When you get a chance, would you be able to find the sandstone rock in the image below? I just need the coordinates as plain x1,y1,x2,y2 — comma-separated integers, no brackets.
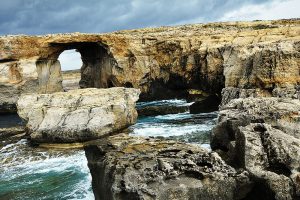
0,19,299,112
17,88,140,143
211,97,300,199
84,134,252,200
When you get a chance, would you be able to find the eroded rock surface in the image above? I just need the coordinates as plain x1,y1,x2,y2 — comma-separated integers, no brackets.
0,19,299,112
17,88,140,143
211,97,300,199
85,134,252,200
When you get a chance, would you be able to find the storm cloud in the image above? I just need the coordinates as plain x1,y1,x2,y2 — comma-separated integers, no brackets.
1,0,299,35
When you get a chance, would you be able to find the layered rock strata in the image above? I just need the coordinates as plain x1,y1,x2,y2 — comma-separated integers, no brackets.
211,97,300,199
17,87,140,143
85,134,252,200
0,19,299,112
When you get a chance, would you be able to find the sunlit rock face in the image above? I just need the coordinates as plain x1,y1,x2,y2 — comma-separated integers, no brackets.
17,88,140,143
0,19,299,112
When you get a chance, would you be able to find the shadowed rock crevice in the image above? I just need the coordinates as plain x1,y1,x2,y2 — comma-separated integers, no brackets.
241,177,276,200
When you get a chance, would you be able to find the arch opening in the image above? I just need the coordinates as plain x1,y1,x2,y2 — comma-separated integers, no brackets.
36,42,120,94
58,49,82,91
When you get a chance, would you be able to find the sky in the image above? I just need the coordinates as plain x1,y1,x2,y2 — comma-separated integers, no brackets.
1,0,299,70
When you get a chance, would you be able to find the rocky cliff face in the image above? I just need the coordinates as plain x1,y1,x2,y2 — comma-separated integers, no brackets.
211,97,300,199
85,134,252,200
1,19,300,199
17,88,140,143
0,19,299,112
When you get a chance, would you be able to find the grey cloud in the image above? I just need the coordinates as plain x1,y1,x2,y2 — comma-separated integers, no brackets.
0,0,280,35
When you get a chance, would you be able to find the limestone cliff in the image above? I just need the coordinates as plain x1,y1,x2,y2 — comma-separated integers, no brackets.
211,97,300,199
0,19,299,112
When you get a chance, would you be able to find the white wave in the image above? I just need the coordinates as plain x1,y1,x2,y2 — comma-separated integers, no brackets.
137,99,192,108
154,112,191,120
0,140,94,200
130,123,213,137
154,111,218,120
200,143,211,150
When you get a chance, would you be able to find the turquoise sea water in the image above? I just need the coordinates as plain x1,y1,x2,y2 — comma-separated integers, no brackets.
0,140,94,200
0,99,217,199
131,99,218,149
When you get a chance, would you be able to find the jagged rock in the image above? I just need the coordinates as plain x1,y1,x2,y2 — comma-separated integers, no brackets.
221,87,300,106
237,123,300,200
0,19,299,112
17,88,140,143
84,134,252,200
211,97,300,199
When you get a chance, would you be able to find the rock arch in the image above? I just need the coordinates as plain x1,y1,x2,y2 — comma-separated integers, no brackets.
35,42,120,93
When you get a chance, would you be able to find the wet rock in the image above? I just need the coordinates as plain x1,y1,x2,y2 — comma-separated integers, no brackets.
84,134,252,200
189,95,221,114
211,97,300,199
0,126,25,140
17,88,140,143
137,105,188,116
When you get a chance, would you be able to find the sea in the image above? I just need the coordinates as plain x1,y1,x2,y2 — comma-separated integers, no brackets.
0,99,218,199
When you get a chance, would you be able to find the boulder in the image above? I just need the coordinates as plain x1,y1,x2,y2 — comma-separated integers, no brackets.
17,88,140,143
211,97,300,199
84,134,252,200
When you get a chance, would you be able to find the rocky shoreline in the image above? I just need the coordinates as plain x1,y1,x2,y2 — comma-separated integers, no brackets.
0,19,299,199
83,97,300,200
85,134,252,200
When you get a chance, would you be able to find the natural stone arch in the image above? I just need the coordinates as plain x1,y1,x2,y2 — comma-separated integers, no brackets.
35,42,120,93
